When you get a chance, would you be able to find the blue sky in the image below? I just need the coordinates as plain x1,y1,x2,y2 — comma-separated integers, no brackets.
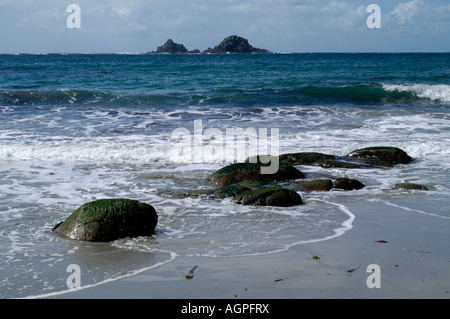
0,0,449,53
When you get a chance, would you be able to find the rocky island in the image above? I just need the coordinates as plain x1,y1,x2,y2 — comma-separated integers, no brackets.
149,39,200,54
148,35,271,54
203,35,271,54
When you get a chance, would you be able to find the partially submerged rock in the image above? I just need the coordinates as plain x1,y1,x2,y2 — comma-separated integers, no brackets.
280,152,340,166
53,199,158,242
333,178,365,191
296,179,333,192
346,147,413,167
279,147,414,169
280,152,363,168
233,187,302,207
181,184,251,199
394,183,428,190
207,162,305,187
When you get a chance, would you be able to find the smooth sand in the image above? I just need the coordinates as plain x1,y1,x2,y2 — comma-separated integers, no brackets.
49,198,450,299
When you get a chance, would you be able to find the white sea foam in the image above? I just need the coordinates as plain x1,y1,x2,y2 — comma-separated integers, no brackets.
0,139,171,163
383,83,450,102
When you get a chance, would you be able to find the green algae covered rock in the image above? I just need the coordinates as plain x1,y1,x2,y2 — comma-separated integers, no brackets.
333,178,365,190
53,198,158,242
279,152,362,168
280,152,339,165
180,184,251,199
296,179,334,192
208,162,305,187
233,187,303,207
394,183,428,190
346,146,413,167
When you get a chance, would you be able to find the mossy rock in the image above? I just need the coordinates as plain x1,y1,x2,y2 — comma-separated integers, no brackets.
53,198,158,242
315,160,361,169
233,187,303,207
208,162,305,187
333,178,365,191
394,183,428,190
279,152,362,168
181,184,251,199
279,152,338,165
297,179,333,192
212,184,252,198
346,147,413,167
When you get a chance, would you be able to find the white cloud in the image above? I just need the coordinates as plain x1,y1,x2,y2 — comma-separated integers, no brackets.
16,6,66,34
389,0,422,25
385,0,450,35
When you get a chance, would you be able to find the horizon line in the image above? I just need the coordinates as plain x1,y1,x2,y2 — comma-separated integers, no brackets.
1,51,449,55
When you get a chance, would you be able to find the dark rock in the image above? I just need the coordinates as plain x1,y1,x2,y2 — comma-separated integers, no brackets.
212,184,252,198
233,187,302,207
233,179,272,189
177,189,215,199
53,199,158,242
316,160,362,169
280,152,338,165
333,178,365,190
280,147,413,169
207,162,305,187
297,179,333,192
279,152,362,168
203,35,271,54
346,147,413,167
394,183,428,190
154,39,189,54
181,184,251,199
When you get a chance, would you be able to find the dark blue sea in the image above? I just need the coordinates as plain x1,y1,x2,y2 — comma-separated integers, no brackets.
0,53,449,298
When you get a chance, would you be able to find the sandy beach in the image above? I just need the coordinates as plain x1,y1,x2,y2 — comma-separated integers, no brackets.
48,197,450,300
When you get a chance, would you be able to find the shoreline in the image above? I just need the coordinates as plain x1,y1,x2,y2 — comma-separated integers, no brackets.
47,197,450,299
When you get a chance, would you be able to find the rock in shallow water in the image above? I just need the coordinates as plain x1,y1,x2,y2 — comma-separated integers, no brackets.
394,183,428,190
333,178,365,190
53,198,158,242
207,162,305,187
346,146,413,167
279,152,361,168
233,187,303,207
296,179,334,192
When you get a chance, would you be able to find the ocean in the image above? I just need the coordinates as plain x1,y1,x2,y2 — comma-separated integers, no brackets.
0,53,449,298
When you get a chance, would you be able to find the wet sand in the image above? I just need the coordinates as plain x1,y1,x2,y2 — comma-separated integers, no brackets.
48,198,450,299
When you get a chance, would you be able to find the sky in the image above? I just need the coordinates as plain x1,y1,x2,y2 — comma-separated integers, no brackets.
0,0,449,53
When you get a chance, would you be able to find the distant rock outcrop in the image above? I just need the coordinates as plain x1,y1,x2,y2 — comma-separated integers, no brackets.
155,39,187,53
148,36,270,54
151,39,199,54
203,35,271,54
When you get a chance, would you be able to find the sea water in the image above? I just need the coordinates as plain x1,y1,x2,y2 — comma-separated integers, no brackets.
0,53,449,298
